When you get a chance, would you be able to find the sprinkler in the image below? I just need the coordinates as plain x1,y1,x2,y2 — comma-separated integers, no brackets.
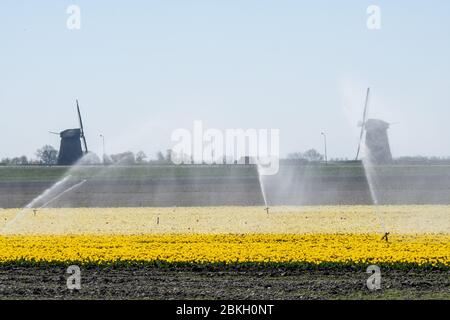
381,232,390,242
265,207,270,214
157,217,160,225
33,209,37,216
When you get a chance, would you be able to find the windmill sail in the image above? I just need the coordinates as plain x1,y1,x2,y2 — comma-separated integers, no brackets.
355,88,370,161
76,100,88,153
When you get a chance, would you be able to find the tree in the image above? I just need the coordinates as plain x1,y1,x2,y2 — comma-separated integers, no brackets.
0,158,11,165
10,156,28,165
20,155,28,165
36,145,58,165
287,149,323,162
110,152,135,165
302,149,323,162
135,151,147,164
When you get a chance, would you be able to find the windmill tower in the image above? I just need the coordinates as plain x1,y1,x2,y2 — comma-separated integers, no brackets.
355,88,392,165
56,100,88,165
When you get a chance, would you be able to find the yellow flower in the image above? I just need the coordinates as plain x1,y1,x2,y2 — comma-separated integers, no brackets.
0,233,448,266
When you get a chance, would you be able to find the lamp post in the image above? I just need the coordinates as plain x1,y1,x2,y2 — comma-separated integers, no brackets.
211,136,215,164
99,134,105,164
321,132,328,165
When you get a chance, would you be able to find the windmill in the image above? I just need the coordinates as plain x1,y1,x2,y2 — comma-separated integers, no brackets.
355,88,392,165
54,100,89,165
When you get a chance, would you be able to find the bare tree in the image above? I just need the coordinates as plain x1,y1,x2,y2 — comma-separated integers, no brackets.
302,149,324,162
36,145,58,165
287,149,323,162
136,151,147,164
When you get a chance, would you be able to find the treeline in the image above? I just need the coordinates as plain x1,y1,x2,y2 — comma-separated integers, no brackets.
2,145,450,166
0,155,33,166
105,150,173,165
0,146,174,166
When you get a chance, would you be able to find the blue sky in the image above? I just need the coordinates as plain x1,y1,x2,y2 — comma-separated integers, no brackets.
1,1,449,159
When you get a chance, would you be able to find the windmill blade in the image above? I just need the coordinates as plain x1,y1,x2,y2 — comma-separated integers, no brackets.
76,100,88,153
355,87,370,161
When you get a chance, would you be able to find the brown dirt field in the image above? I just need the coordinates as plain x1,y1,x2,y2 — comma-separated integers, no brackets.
0,266,448,300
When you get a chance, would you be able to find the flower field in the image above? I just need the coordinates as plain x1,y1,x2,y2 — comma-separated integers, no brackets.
0,234,449,267
1,205,449,235
0,206,449,267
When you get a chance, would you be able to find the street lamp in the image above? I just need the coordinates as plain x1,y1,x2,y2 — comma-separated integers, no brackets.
99,134,105,164
321,132,328,165
210,136,215,164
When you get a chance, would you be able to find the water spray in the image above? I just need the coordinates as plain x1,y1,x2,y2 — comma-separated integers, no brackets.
1,179,87,234
256,164,269,212
37,179,87,208
354,88,391,243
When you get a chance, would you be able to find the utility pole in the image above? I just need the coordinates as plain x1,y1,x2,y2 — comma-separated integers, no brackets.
100,134,105,164
321,132,328,165
211,136,215,164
